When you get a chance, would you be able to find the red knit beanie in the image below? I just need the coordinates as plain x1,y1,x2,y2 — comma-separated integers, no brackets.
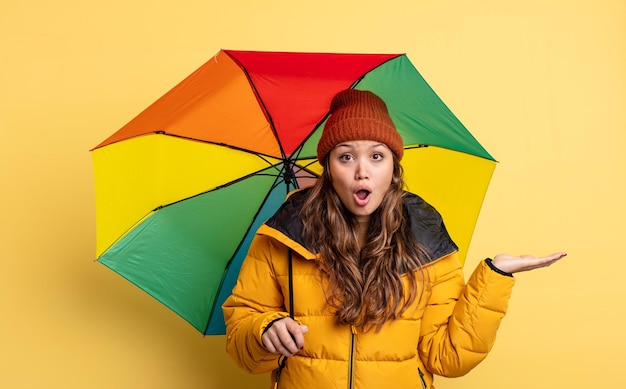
316,89,404,164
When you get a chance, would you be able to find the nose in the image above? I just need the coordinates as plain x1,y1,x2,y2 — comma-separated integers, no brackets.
355,160,369,180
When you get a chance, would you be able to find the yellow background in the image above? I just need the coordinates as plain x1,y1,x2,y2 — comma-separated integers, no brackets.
2,1,624,388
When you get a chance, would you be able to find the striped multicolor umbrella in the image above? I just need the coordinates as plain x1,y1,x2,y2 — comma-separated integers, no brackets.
91,50,496,335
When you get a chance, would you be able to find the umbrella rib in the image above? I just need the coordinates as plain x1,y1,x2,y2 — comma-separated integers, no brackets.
404,144,429,150
223,52,288,161
97,163,286,273
154,131,284,161
95,165,283,257
297,159,321,171
274,153,320,192
97,211,156,259
284,54,405,159
348,54,402,90
203,171,284,334
152,166,281,212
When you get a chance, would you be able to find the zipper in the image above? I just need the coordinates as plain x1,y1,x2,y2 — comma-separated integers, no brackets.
348,325,357,389
418,367,427,389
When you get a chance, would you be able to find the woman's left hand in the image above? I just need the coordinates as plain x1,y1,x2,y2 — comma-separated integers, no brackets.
491,252,567,274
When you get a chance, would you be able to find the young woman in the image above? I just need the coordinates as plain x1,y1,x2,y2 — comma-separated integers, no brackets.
222,89,565,389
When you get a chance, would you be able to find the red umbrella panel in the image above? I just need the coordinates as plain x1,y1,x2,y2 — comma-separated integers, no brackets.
92,50,496,334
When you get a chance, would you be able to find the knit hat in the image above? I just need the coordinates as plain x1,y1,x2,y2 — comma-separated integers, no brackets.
316,89,404,164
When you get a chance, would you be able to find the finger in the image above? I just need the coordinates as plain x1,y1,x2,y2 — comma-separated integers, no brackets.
290,326,308,350
535,252,567,266
536,252,566,260
262,325,297,357
262,333,278,354
263,329,287,354
525,254,564,270
550,252,567,260
275,342,296,357
271,333,296,357
277,326,300,355
287,322,309,349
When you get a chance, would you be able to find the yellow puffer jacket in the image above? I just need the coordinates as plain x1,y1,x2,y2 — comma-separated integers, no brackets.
223,190,515,389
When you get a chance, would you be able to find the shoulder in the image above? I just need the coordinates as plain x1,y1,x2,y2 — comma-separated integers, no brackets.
402,192,458,263
263,187,309,242
258,188,317,259
402,192,442,220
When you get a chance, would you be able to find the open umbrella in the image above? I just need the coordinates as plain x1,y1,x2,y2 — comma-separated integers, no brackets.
91,50,496,335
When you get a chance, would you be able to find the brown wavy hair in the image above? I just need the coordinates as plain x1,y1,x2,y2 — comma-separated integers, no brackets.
301,156,429,332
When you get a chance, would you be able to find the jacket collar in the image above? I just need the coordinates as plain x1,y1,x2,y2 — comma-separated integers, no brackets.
260,187,458,263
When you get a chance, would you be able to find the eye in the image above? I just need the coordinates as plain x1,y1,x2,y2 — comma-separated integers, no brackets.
339,154,353,162
372,152,384,161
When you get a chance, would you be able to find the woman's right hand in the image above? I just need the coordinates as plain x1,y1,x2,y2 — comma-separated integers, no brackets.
262,317,309,357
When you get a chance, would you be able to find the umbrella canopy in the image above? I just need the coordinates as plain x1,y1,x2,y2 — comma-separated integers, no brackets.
92,50,496,335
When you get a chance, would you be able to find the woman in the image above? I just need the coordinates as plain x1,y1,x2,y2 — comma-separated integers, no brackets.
222,89,565,389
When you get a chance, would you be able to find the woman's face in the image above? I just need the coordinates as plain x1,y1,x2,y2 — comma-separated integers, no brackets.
328,140,395,224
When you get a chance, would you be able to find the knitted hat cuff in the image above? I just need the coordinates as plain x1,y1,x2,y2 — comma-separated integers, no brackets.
316,89,404,164
317,119,403,162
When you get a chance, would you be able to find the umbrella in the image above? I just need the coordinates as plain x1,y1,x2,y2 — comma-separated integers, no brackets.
91,50,496,335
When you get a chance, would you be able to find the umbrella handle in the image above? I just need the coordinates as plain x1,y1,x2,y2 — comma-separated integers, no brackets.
288,248,294,320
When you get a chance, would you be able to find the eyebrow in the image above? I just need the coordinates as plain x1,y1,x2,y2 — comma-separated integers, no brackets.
335,142,386,149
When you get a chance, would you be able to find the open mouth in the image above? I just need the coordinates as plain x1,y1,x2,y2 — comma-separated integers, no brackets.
354,189,371,205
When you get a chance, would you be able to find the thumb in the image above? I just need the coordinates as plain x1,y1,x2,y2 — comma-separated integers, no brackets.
300,325,309,334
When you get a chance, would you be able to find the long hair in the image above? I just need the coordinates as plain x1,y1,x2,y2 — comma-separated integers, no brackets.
301,156,429,332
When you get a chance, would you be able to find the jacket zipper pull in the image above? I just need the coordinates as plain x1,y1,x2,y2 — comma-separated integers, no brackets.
274,355,287,389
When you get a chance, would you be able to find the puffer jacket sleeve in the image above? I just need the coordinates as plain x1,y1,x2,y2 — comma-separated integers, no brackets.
418,252,515,377
222,234,289,374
